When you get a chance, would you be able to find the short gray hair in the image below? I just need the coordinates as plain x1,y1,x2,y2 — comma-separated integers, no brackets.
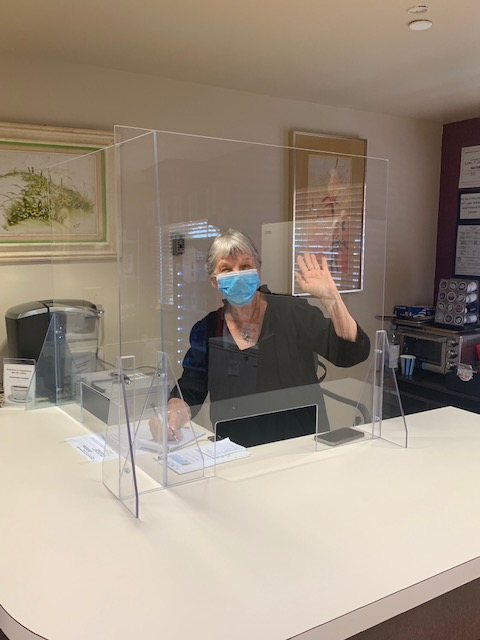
205,228,261,276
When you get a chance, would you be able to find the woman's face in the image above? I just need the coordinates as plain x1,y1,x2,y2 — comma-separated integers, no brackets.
211,252,256,288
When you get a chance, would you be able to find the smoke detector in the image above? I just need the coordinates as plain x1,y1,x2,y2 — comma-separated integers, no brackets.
408,19,433,30
407,5,429,14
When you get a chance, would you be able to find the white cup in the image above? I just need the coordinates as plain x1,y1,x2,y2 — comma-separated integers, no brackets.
399,354,416,376
11,385,29,401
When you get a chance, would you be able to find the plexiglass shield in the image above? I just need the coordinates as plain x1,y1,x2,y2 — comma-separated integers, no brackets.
33,127,406,515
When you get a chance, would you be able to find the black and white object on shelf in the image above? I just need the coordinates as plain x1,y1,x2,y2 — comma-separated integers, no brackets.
435,278,480,329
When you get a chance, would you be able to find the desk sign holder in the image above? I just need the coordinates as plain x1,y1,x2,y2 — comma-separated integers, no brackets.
2,358,35,407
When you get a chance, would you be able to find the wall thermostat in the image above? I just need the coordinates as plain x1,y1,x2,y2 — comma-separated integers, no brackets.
171,234,185,256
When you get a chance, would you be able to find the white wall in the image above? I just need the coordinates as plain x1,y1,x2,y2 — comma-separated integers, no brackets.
0,51,442,369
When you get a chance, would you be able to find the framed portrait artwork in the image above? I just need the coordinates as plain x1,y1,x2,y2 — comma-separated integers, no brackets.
0,122,114,262
290,131,367,294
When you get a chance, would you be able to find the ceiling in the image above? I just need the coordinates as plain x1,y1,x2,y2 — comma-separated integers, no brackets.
1,0,479,124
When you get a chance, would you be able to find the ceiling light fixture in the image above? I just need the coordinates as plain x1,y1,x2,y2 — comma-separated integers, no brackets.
407,5,429,14
408,19,433,31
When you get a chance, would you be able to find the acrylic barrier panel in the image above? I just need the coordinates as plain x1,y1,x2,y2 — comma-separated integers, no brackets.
43,143,116,260
102,356,139,518
102,353,207,510
374,331,408,448
26,313,79,410
311,330,407,451
44,144,118,361
77,339,167,438
25,305,106,424
131,351,209,490
111,130,171,358
111,127,402,467
39,128,403,485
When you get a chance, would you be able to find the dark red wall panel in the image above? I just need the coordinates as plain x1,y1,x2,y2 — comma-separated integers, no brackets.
435,117,480,299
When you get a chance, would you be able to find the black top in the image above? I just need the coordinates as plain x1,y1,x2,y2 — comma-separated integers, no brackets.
173,291,370,447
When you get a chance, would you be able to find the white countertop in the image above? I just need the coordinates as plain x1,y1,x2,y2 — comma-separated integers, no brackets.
1,405,480,640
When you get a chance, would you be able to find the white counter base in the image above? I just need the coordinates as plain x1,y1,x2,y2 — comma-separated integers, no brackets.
1,406,480,640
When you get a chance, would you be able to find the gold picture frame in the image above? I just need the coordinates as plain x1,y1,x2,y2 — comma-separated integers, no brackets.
0,122,114,262
290,130,367,294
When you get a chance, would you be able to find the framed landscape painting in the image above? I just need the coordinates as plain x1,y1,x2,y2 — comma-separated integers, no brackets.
0,122,114,262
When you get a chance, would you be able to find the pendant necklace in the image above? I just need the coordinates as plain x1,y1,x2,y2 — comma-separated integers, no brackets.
231,297,258,343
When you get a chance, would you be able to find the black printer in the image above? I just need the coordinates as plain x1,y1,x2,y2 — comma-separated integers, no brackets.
5,299,102,363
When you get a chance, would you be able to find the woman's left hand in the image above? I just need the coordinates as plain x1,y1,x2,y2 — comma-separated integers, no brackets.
295,253,340,302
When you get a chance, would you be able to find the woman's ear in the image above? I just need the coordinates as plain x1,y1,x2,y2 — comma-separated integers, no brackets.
210,276,218,290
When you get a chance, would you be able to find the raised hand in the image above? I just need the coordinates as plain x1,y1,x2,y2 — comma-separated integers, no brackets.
295,253,340,302
295,252,357,341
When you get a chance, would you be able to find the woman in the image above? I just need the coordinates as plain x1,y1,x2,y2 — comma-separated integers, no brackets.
154,228,370,447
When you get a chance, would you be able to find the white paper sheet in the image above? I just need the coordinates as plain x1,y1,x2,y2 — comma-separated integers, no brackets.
455,225,480,275
65,433,117,463
66,430,248,470
164,438,249,474
459,145,480,188
66,429,148,462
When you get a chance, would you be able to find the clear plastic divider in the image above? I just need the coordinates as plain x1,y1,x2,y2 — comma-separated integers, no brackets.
374,330,409,448
102,356,139,518
39,127,408,514
101,351,208,509
26,304,104,421
26,313,77,410
134,351,209,488
25,144,115,422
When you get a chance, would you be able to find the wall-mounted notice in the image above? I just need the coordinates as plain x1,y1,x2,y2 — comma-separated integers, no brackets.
459,146,480,188
460,192,480,220
455,225,480,276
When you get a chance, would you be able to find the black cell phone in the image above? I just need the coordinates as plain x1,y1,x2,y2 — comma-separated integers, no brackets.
315,427,365,446
208,434,224,442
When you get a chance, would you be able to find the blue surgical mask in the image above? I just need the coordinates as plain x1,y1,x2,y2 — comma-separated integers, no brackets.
215,269,260,306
